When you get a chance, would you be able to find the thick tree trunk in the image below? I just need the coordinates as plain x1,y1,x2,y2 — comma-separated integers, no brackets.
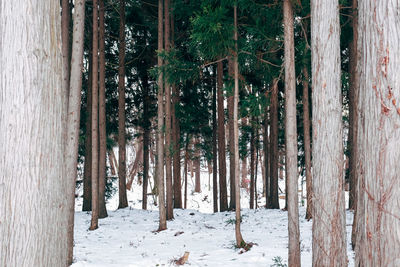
311,0,347,265
118,0,128,209
62,0,71,113
164,0,174,220
355,1,400,265
212,67,218,212
65,0,86,263
98,0,108,219
89,0,100,231
303,66,312,220
283,0,300,265
217,61,228,211
0,2,68,265
269,79,280,209
233,3,245,247
157,0,167,231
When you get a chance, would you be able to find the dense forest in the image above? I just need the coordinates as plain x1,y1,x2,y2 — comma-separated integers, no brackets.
1,0,400,266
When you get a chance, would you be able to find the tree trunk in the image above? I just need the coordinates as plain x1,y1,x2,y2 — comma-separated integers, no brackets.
212,66,218,213
355,1,400,265
0,2,68,265
108,149,118,176
311,0,347,265
250,122,255,209
164,0,174,220
348,0,358,212
350,0,359,249
62,0,71,115
283,0,300,264
83,9,93,212
117,0,128,209
228,58,236,211
233,3,245,248
184,135,189,209
269,79,280,209
217,60,228,211
263,102,270,206
194,138,201,193
65,0,86,263
142,74,151,210
98,0,108,219
157,0,167,231
303,66,312,220
89,0,99,231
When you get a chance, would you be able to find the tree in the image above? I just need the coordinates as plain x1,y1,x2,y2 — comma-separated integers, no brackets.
0,1,68,265
164,0,174,220
118,0,128,209
98,0,108,219
217,61,228,212
269,78,279,209
355,0,400,265
311,0,347,265
65,0,86,262
283,0,300,265
157,0,167,231
212,66,218,213
233,2,245,248
89,0,100,231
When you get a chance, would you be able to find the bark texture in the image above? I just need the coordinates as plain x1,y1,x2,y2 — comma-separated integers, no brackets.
303,67,312,220
212,68,218,212
118,0,128,209
157,0,167,231
355,1,400,266
0,1,68,265
311,0,347,265
65,0,86,262
283,0,300,265
269,79,280,209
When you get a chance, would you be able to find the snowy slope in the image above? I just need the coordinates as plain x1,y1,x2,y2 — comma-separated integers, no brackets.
72,168,355,267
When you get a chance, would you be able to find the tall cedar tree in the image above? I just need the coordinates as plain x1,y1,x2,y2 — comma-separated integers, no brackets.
118,0,128,209
269,78,279,209
355,0,400,265
311,0,347,265
157,0,167,231
66,0,86,263
212,66,218,212
89,0,99,231
283,0,300,265
0,1,68,265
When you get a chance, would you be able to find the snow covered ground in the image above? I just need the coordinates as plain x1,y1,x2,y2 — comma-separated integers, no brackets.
72,168,355,266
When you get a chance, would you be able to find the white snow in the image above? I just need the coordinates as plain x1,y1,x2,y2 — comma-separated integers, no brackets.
72,167,355,267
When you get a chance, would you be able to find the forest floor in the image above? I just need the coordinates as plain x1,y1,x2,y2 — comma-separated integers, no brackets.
72,169,355,267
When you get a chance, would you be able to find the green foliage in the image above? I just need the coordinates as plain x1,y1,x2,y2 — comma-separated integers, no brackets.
270,256,287,267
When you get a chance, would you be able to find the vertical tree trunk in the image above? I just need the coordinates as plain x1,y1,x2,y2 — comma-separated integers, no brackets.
303,66,312,220
98,0,108,219
108,149,117,176
142,75,151,210
228,59,236,211
184,135,189,209
118,0,128,209
311,0,347,265
350,0,359,249
355,1,400,265
65,0,86,263
194,138,201,193
83,36,93,212
269,79,280,209
348,0,358,212
233,3,245,248
217,60,228,211
164,0,174,220
89,0,100,231
0,1,68,265
62,0,71,112
212,67,219,212
250,122,255,209
264,103,270,206
157,0,167,231
283,0,300,264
